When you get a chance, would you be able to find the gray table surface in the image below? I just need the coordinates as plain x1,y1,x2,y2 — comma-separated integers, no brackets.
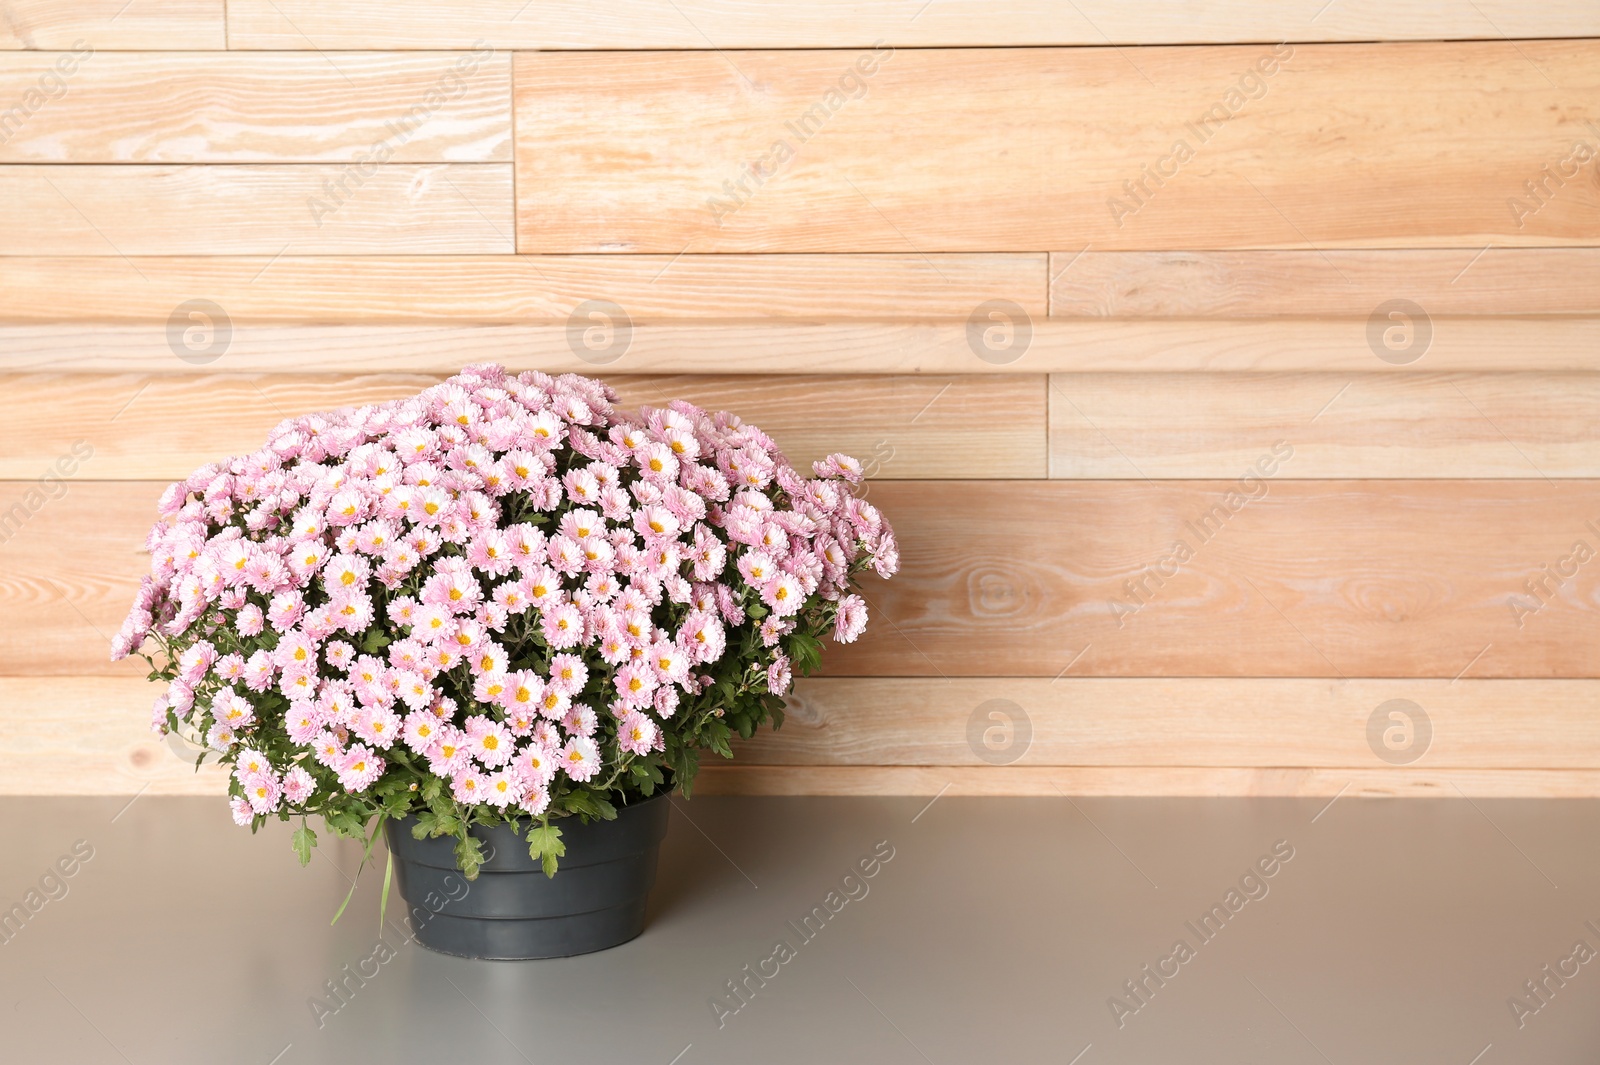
1,794,1597,1064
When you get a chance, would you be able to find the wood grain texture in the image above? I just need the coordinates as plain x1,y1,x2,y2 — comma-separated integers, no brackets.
0,372,1046,479
822,480,1600,680
0,164,514,254
4,319,1597,374
739,678,1600,767
0,1,225,50
1050,250,1600,318
694,766,1600,798
225,1,1600,49
0,51,511,162
0,677,225,795
0,254,1045,322
6,480,1600,679
1048,373,1600,478
514,43,1600,252
4,675,1597,795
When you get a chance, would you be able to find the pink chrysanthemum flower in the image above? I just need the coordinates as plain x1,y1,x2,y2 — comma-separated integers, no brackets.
466,718,514,769
519,784,552,817
235,748,270,777
536,685,570,722
236,603,266,637
541,602,584,649
350,706,401,749
115,364,896,871
337,745,384,792
548,653,589,696
561,704,598,738
206,721,238,751
401,711,439,754
766,653,793,696
282,766,315,805
558,736,601,783
242,772,282,815
834,594,869,644
762,572,805,617
613,662,656,707
618,711,659,756
450,769,486,804
482,770,523,809
285,703,323,745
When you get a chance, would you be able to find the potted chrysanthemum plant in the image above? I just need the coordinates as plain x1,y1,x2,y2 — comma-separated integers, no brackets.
112,364,897,959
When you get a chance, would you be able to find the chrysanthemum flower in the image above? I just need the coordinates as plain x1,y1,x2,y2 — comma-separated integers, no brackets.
116,365,897,867
618,711,659,756
337,745,384,792
558,736,600,782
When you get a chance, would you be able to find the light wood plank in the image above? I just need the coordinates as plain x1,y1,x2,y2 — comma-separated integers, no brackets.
6,480,1600,679
226,1,1600,49
0,372,1046,479
822,480,1600,679
613,374,1047,480
0,52,511,162
1050,250,1600,318
0,677,226,795
514,43,1600,252
739,678,1600,767
6,676,1596,796
0,164,514,254
3,319,1597,373
695,766,1600,798
1049,373,1600,478
0,1,225,50
0,255,1045,321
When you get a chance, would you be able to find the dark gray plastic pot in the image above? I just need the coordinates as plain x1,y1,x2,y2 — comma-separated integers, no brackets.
385,793,671,960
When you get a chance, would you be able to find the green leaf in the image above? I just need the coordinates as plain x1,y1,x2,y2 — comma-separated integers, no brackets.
702,719,734,759
291,823,317,867
379,848,394,935
561,790,617,822
786,632,824,673
324,808,366,839
526,822,566,879
629,761,665,794
454,834,488,881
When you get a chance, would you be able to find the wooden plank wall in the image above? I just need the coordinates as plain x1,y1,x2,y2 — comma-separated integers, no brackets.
2,2,1598,797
